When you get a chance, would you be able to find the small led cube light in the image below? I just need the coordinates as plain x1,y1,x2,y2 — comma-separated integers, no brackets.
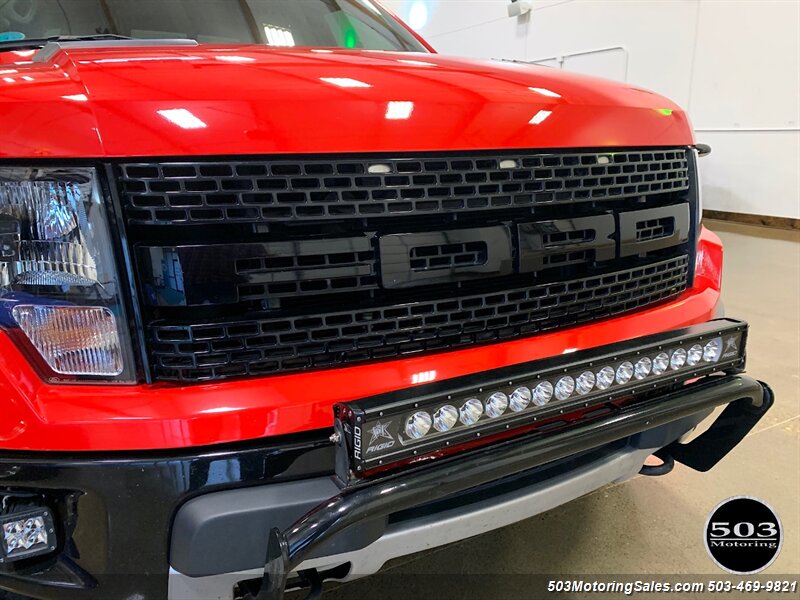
0,508,56,563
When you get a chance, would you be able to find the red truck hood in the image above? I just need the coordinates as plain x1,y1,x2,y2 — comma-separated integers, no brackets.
0,44,692,158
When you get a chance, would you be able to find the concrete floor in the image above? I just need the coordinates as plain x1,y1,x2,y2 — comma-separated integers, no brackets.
308,221,800,599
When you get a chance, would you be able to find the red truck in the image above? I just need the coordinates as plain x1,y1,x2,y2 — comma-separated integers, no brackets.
0,2,773,599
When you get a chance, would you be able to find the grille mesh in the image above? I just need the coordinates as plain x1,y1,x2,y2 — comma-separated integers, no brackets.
119,148,689,225
149,255,689,382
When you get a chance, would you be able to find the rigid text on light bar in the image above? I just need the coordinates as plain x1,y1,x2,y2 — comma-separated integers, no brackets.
334,319,747,480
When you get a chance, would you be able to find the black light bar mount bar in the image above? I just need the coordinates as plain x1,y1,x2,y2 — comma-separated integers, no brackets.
253,374,772,600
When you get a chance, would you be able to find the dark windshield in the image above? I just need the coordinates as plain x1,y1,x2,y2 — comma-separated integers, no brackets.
0,0,426,51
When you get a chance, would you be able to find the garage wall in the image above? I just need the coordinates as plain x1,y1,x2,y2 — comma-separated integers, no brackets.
382,0,800,220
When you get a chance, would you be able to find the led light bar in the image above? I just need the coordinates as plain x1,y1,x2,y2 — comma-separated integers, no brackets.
0,508,56,564
334,319,747,483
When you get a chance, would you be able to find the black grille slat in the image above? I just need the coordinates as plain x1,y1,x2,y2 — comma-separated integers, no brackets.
148,255,689,381
119,149,689,225
120,147,695,383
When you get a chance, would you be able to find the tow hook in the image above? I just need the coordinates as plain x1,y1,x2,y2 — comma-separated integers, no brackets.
638,451,676,476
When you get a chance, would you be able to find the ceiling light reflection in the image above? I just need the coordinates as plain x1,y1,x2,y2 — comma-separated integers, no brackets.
385,101,414,120
397,59,436,67
320,77,371,88
411,370,437,384
529,87,561,98
215,55,255,62
157,108,207,129
529,110,553,125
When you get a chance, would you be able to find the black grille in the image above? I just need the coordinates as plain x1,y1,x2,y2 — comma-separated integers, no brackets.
148,255,689,382
119,148,689,225
118,147,696,383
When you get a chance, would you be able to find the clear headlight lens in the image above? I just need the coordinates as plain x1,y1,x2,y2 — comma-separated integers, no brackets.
0,168,135,381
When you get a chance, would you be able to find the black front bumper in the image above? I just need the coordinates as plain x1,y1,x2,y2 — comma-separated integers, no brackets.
257,374,773,600
0,374,772,600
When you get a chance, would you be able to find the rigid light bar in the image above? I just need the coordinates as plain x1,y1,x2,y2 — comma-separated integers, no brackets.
334,319,747,483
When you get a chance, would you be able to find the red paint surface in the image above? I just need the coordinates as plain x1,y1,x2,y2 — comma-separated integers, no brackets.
0,36,712,452
0,228,723,452
1,44,692,159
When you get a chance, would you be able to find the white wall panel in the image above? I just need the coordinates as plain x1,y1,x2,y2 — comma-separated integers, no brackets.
525,0,698,109
426,12,530,60
699,131,800,219
381,0,512,38
382,0,800,219
560,47,628,82
689,0,800,128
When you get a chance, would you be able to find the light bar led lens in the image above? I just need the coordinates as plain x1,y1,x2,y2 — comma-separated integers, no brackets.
509,387,531,412
671,347,687,369
687,343,703,366
596,366,615,390
532,381,553,406
616,361,634,384
576,371,595,395
554,376,575,401
405,411,432,439
634,357,652,380
433,405,458,432
459,399,483,425
485,392,509,418
653,352,669,375
704,337,722,362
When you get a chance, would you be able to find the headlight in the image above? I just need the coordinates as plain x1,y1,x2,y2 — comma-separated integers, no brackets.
0,167,136,382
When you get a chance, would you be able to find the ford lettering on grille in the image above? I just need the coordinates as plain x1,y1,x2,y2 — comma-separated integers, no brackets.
138,204,689,302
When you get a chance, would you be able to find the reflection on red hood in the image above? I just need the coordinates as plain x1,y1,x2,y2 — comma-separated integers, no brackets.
0,44,692,158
